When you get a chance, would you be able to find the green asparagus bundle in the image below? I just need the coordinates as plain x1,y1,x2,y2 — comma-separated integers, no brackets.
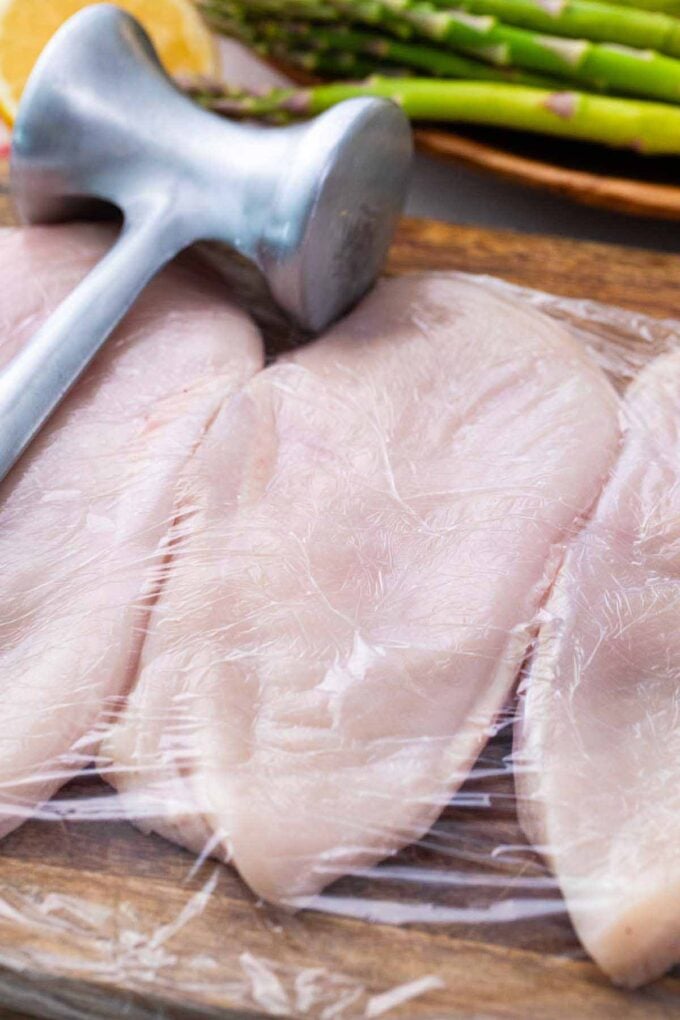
229,11,567,86
383,0,680,102
200,0,680,154
211,0,680,103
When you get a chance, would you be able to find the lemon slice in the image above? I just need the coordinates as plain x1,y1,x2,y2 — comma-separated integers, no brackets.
0,0,219,125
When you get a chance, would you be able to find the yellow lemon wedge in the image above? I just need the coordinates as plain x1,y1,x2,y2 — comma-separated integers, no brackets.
0,0,219,125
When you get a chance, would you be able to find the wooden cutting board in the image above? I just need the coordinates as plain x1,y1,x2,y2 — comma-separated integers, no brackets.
0,175,678,1020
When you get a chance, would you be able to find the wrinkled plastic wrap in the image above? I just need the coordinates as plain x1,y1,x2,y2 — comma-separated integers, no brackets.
1,229,680,1020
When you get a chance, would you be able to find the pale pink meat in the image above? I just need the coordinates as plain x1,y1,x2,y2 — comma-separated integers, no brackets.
515,349,680,988
104,275,619,903
0,225,263,833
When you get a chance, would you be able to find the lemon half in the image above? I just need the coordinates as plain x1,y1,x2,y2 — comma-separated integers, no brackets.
0,0,219,124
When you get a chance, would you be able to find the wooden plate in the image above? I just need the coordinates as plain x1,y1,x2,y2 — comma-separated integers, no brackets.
414,126,680,220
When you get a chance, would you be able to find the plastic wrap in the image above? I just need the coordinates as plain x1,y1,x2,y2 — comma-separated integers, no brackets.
0,225,678,1020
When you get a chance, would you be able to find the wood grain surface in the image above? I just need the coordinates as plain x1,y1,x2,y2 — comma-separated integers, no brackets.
0,170,678,1020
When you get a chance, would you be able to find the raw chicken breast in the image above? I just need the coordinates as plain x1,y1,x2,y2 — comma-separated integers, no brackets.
515,349,680,988
0,225,263,834
104,275,619,904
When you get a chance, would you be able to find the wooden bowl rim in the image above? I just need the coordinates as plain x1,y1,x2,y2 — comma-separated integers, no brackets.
415,127,680,220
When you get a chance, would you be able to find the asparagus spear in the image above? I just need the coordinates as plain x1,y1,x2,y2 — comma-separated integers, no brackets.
204,0,415,38
208,0,680,102
202,0,336,21
249,16,568,85
429,0,680,59
193,75,680,152
603,0,680,13
270,43,394,77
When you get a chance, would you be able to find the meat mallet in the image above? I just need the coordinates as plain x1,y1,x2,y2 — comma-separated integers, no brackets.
0,3,412,483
